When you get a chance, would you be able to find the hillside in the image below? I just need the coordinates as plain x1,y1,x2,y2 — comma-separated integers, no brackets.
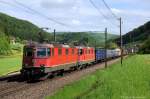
0,12,52,41
116,21,150,53
57,32,118,46
122,21,150,44
0,12,118,47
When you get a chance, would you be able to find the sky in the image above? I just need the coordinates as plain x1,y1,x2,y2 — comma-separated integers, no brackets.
0,0,150,34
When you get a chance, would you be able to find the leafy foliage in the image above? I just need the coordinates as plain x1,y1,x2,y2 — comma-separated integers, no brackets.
107,42,118,49
57,32,118,47
0,12,52,41
0,33,11,55
115,21,150,53
139,37,150,54
119,21,150,44
0,12,118,49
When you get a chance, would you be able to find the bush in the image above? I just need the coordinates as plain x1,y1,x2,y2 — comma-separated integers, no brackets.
0,33,11,55
11,43,23,52
139,37,150,54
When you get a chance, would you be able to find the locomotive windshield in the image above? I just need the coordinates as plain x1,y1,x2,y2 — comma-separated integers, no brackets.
36,48,50,57
37,48,47,57
24,47,50,57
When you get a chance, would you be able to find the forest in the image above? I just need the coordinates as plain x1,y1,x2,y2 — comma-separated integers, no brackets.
0,12,118,55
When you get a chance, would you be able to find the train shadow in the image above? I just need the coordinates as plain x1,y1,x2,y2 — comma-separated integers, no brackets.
0,74,41,83
0,73,57,84
0,74,25,82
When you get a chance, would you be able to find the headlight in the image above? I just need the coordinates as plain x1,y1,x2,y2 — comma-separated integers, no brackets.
40,64,45,67
32,59,36,64
23,64,28,67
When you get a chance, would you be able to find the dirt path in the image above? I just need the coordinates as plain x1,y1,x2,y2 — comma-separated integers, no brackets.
0,57,125,99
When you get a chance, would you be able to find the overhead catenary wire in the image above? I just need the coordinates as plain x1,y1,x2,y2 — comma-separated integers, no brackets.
88,0,118,27
0,0,33,14
0,0,99,30
101,0,118,19
0,0,104,31
13,0,71,28
0,0,120,31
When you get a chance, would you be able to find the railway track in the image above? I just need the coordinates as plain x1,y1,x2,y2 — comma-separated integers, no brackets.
0,73,20,81
0,76,43,99
0,57,127,99
0,73,66,99
0,83,29,98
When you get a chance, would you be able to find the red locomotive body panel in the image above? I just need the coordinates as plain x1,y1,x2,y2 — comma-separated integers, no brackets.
46,47,78,68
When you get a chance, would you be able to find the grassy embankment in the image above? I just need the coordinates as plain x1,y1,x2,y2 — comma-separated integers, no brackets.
0,43,23,76
0,55,22,76
47,55,150,99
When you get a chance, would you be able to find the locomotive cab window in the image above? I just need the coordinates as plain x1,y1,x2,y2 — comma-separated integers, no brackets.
37,48,47,57
24,48,33,57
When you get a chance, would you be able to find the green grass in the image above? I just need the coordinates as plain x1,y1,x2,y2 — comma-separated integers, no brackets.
0,55,22,76
0,43,23,76
47,55,150,99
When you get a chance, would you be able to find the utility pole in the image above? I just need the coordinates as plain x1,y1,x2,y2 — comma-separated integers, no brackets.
39,27,49,43
94,40,97,62
130,32,132,54
54,29,56,42
105,28,107,68
132,32,135,54
130,32,132,47
119,17,123,66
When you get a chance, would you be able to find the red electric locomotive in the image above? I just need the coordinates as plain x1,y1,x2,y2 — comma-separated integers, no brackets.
21,43,95,79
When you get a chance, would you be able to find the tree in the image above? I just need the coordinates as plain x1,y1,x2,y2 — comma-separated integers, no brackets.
139,37,150,54
0,33,11,55
107,42,118,49
0,12,52,42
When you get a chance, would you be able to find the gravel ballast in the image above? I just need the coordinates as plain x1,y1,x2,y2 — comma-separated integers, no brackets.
0,58,122,99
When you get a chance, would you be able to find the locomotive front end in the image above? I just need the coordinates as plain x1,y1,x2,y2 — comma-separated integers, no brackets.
21,44,51,79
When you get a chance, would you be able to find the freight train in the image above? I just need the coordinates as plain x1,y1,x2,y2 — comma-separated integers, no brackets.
20,43,121,80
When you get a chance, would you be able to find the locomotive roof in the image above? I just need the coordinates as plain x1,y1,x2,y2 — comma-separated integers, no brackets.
25,43,94,49
75,46,94,49
25,43,69,48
